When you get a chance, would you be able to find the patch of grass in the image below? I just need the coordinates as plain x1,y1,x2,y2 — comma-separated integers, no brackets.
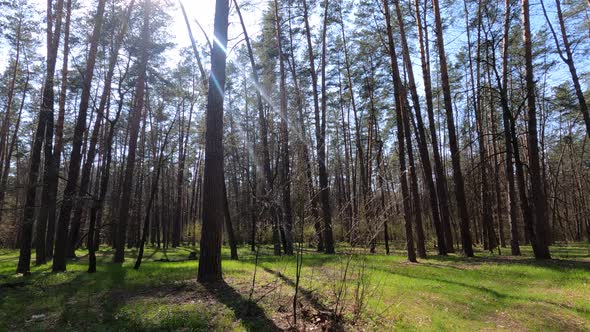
0,243,589,331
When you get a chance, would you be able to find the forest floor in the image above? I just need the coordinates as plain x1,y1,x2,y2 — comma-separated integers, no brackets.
1,243,589,331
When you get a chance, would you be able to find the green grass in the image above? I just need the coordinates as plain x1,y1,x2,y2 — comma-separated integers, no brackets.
1,243,589,331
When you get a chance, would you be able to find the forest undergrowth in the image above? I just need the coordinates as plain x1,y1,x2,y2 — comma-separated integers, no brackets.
1,243,589,331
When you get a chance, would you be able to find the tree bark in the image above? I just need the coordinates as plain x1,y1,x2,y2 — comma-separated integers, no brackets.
286,4,322,251
53,0,107,271
0,19,22,187
382,0,416,263
498,0,521,255
274,0,293,255
393,0,444,255
0,57,28,229
87,0,135,272
17,0,64,275
466,0,496,251
134,117,173,270
113,0,150,264
223,175,238,260
522,0,551,259
432,0,474,256
44,0,72,261
197,0,229,282
0,18,22,228
233,0,280,255
413,0,454,252
318,0,335,254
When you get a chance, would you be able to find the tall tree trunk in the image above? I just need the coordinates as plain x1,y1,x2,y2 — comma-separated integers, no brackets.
303,0,331,253
274,0,293,255
488,17,535,246
393,0,445,255
487,64,505,249
197,0,229,282
338,7,362,247
336,60,354,247
0,18,22,228
286,3,322,251
366,77,377,253
45,0,72,261
172,99,194,248
498,0,521,255
466,0,496,251
318,0,334,254
81,0,134,258
87,0,135,272
17,0,65,275
114,0,150,264
376,142,390,255
414,0,454,252
0,60,28,229
53,0,107,271
35,6,60,267
233,0,280,255
432,0,474,257
522,0,551,259
0,19,22,185
134,118,173,270
403,102,427,258
382,0,416,263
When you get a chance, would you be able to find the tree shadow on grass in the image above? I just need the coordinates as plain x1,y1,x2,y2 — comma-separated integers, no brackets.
261,266,345,331
202,280,282,331
373,266,590,316
425,254,590,272
248,253,335,269
261,266,331,314
0,256,20,263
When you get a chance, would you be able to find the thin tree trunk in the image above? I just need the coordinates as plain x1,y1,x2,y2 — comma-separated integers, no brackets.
498,0,521,255
53,0,107,271
223,175,238,260
286,3,322,251
303,0,331,253
172,97,194,248
274,0,293,255
318,0,334,254
114,0,150,264
134,117,174,270
338,7,362,247
0,19,22,227
522,0,551,259
87,1,135,273
393,0,443,255
377,143,390,255
382,0,416,263
233,0,280,255
466,0,496,251
0,61,29,228
432,0,474,257
0,19,22,184
178,0,207,88
404,104,427,258
414,0,454,252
